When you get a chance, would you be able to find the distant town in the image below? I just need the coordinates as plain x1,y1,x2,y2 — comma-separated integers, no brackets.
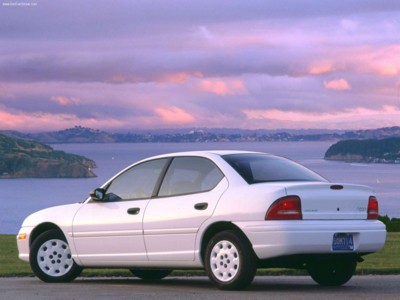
2,125,400,144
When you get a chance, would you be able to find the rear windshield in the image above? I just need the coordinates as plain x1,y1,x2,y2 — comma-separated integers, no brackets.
222,154,327,184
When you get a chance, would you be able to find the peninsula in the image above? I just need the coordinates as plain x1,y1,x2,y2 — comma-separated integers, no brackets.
0,134,96,178
324,138,400,164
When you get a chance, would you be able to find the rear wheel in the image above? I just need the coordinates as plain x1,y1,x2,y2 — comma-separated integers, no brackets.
130,269,172,281
307,258,357,286
30,229,82,282
205,230,257,290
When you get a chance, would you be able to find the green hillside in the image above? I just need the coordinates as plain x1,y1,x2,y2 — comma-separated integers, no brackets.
0,134,96,178
325,138,400,163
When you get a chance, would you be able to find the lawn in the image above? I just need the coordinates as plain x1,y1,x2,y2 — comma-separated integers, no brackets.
1,233,399,277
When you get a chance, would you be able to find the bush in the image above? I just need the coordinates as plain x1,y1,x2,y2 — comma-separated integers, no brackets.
378,215,400,232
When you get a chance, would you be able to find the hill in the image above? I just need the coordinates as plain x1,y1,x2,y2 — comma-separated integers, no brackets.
325,138,400,164
0,134,96,178
2,125,400,144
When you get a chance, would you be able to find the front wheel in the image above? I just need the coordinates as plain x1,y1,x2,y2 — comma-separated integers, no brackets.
307,258,357,286
205,230,257,290
30,229,82,282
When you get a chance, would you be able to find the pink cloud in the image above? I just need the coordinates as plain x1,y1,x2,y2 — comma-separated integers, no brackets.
309,64,334,75
157,71,203,85
342,45,399,76
242,105,400,129
154,106,195,124
51,95,81,106
0,107,125,132
323,79,351,91
197,78,246,95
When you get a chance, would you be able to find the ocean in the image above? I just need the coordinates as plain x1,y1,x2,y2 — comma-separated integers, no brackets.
1,142,399,234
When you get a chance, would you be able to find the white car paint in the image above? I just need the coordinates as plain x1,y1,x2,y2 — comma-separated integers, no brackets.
16,150,387,289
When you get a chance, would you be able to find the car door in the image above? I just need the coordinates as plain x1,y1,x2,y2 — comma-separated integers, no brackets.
72,158,168,266
143,156,228,261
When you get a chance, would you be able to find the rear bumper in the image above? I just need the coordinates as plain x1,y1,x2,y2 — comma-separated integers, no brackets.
235,220,386,260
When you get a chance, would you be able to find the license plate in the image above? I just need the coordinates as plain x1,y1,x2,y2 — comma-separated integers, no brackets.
332,233,354,251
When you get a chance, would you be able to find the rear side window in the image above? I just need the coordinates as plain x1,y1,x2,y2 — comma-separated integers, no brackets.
222,154,326,184
158,157,224,197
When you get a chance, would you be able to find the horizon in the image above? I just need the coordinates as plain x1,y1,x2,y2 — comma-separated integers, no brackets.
2,124,399,135
1,0,400,132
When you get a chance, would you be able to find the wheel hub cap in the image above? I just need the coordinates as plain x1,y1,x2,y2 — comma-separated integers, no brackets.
210,240,240,282
37,239,73,277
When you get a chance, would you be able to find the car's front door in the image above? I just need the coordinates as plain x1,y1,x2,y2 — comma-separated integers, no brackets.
72,158,168,266
143,156,228,261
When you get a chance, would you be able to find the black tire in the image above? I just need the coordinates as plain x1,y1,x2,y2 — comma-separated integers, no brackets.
30,229,82,283
307,258,357,286
204,230,257,290
130,269,172,281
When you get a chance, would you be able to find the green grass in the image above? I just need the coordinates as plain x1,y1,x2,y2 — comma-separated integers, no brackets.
1,233,399,277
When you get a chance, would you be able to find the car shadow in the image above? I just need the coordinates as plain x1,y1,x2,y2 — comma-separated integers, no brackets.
71,276,358,293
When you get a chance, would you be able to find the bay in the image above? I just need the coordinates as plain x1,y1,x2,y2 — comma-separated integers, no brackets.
1,142,399,234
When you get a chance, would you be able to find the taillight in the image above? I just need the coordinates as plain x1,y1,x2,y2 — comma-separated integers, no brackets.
367,196,379,219
265,196,302,220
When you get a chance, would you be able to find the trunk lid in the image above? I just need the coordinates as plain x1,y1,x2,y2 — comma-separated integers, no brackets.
284,182,374,220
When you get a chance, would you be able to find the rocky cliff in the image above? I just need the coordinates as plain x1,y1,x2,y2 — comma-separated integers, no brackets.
0,134,96,178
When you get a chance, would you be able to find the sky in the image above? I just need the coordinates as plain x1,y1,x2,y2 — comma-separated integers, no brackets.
0,0,399,132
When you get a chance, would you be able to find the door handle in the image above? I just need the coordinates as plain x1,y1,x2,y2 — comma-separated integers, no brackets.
194,202,208,210
127,207,140,215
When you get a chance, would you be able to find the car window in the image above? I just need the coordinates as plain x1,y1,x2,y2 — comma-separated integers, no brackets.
158,157,224,197
222,154,327,184
104,158,168,201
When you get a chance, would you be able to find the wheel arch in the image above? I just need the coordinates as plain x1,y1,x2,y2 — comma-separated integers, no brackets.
200,221,254,264
29,223,65,246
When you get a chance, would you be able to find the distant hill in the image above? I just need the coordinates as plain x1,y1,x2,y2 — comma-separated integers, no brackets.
0,134,96,178
325,138,400,164
2,125,400,144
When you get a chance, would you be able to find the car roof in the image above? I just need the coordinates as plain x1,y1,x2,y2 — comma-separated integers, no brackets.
149,150,265,159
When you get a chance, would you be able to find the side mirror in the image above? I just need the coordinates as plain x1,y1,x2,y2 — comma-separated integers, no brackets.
90,188,106,201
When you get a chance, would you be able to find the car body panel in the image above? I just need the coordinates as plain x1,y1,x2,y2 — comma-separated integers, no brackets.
17,150,387,273
284,182,374,220
143,178,229,261
236,219,386,259
17,203,83,263
71,199,149,265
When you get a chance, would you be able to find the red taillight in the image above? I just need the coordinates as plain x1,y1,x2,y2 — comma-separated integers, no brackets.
265,196,302,220
367,196,379,219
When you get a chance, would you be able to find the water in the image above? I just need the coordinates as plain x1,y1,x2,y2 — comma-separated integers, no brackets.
1,142,399,234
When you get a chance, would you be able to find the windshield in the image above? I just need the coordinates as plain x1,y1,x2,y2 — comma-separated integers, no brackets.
222,153,327,184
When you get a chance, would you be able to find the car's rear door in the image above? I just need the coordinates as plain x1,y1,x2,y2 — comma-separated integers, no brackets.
143,156,228,261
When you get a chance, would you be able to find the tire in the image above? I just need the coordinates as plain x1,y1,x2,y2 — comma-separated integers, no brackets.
130,269,172,281
30,229,82,283
307,258,357,286
204,230,257,290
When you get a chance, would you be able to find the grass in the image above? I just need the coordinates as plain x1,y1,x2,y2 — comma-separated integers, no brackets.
1,233,399,277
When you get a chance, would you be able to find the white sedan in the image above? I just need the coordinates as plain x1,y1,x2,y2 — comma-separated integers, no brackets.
17,151,386,290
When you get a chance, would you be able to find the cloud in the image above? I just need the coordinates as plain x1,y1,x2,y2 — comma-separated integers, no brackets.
324,79,352,91
196,78,247,95
309,64,334,75
51,96,81,106
154,106,196,124
1,1,400,131
0,107,124,132
243,105,400,129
